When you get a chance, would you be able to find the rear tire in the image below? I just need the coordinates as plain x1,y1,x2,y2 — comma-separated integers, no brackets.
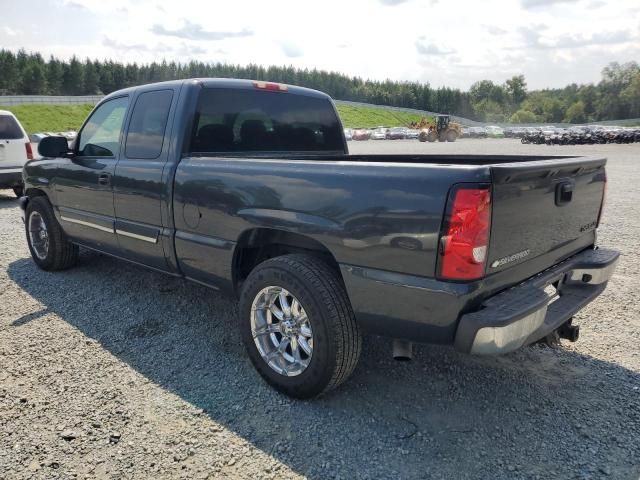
446,130,457,142
25,196,78,271
239,254,361,399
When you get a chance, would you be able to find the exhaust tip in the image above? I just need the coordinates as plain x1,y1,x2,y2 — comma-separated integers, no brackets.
392,340,413,361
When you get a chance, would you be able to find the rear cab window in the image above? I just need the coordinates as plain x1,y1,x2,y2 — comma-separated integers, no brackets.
0,115,24,140
125,90,174,159
190,87,344,155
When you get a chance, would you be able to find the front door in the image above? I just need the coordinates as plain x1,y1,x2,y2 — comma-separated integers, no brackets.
54,96,129,253
113,89,176,271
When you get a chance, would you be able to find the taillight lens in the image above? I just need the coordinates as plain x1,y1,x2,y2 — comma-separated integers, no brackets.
25,142,33,160
438,186,492,281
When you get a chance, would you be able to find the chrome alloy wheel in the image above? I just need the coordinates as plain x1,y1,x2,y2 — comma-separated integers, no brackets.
28,211,49,260
250,286,314,377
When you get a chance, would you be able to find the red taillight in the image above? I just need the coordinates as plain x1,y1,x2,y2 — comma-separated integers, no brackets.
438,186,492,281
253,81,288,92
25,142,33,160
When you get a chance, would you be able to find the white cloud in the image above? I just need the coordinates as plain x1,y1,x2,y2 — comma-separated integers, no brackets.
281,42,303,58
520,0,578,8
415,39,455,56
150,21,253,41
2,26,18,37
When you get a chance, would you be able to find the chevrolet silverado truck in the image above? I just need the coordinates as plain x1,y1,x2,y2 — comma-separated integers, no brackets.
21,79,618,398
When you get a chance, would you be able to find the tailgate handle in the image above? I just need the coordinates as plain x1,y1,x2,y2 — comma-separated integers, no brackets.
556,181,573,206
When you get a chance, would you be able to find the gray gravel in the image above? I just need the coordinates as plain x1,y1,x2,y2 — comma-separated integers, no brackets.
1,139,639,480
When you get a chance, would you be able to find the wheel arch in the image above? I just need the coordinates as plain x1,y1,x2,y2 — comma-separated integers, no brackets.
232,228,342,295
20,187,50,212
25,187,50,201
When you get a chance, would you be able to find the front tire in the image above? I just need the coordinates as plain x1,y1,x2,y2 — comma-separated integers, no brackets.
13,185,24,198
25,196,78,271
239,254,361,399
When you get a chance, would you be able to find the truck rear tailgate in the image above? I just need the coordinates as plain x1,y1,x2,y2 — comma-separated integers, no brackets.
487,156,606,275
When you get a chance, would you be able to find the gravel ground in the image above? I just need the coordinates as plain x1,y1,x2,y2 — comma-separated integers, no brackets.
1,139,638,480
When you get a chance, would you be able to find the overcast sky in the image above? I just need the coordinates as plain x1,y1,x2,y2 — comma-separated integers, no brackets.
1,0,639,90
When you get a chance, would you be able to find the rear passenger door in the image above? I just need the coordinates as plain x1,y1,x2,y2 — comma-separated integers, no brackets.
112,89,176,271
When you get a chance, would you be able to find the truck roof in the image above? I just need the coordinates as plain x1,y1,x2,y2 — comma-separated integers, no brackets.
102,78,331,103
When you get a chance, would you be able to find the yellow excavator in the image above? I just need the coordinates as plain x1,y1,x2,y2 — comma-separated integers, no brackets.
411,115,462,142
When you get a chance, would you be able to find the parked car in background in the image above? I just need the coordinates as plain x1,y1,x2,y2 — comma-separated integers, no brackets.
0,110,32,197
467,127,487,138
343,128,353,141
511,127,526,138
405,128,419,139
485,126,505,138
388,127,407,140
371,127,387,140
30,133,50,143
57,131,77,141
504,127,521,138
352,128,371,141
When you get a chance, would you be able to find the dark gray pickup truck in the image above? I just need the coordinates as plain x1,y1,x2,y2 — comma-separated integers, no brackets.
21,78,618,398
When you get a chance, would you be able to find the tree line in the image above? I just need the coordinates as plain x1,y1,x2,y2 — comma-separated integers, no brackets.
1,49,638,123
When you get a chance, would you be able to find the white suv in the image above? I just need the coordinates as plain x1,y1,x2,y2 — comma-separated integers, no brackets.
0,110,32,197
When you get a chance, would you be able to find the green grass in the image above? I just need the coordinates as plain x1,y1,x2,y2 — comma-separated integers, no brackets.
335,103,429,128
3,104,94,135
3,102,429,134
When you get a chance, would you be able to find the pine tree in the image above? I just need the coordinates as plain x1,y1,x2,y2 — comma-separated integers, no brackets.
46,56,63,95
83,59,99,94
62,56,84,95
0,50,19,94
21,63,47,94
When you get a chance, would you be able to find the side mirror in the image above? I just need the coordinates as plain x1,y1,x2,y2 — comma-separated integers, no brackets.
38,136,71,158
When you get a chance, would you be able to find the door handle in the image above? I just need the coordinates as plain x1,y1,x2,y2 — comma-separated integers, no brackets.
98,173,111,186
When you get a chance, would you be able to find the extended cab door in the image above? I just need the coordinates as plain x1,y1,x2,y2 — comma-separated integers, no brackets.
54,96,128,253
112,89,176,271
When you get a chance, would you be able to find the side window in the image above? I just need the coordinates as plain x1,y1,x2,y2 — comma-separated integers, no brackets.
78,97,128,157
125,90,173,159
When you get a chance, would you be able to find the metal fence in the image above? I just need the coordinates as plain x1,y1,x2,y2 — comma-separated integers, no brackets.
0,95,104,106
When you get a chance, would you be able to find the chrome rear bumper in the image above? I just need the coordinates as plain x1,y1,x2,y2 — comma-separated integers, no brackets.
454,248,619,355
